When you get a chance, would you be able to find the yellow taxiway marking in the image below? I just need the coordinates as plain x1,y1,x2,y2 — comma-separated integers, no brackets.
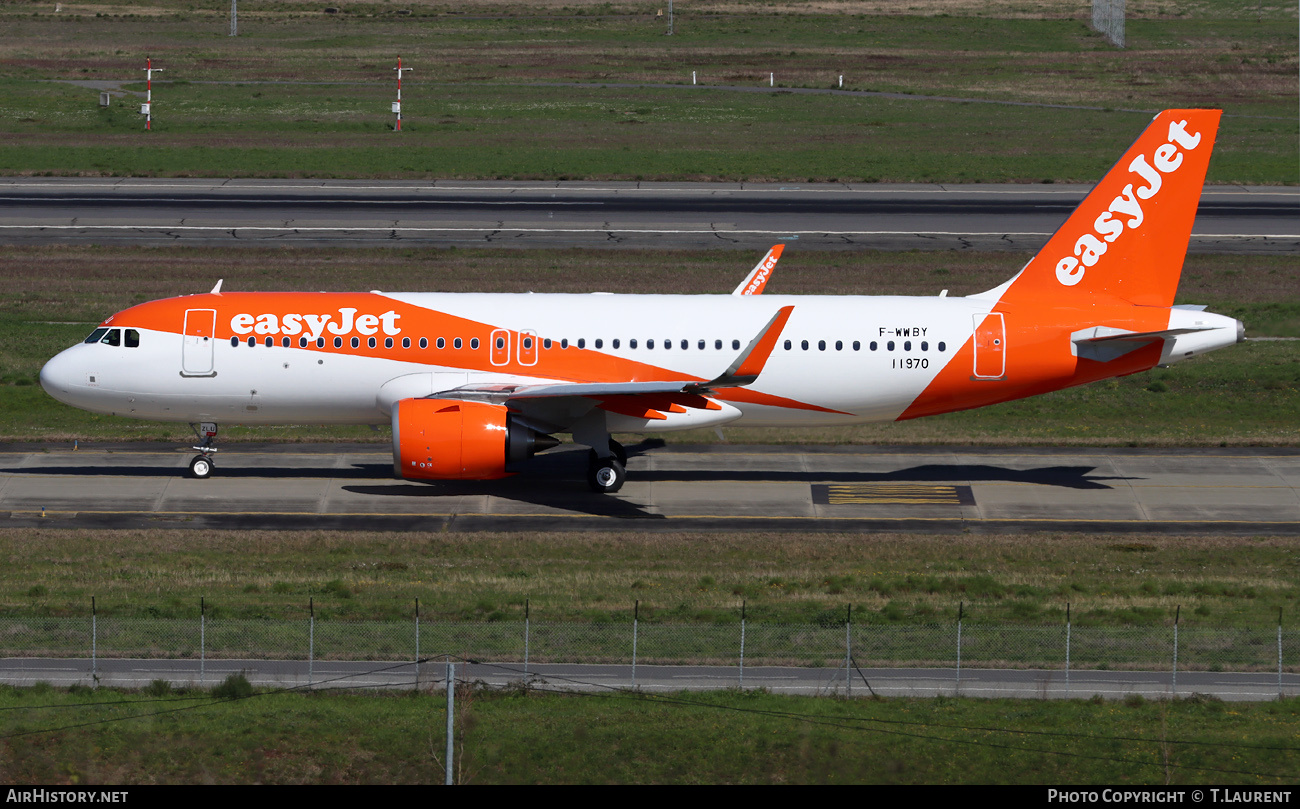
814,483,976,506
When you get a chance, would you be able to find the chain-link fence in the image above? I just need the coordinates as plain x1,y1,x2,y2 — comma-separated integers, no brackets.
2,613,1296,679
1092,0,1125,47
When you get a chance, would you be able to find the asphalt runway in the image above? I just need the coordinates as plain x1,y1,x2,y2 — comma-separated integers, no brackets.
2,443,1298,533
0,178,1294,252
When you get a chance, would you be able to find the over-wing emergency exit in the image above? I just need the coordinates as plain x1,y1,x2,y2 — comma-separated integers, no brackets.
40,110,1243,493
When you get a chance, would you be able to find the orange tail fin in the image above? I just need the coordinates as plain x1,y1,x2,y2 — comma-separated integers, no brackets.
995,109,1221,310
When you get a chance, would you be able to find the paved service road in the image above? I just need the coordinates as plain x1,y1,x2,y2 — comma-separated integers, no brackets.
2,657,1295,702
0,178,1294,252
2,444,1298,533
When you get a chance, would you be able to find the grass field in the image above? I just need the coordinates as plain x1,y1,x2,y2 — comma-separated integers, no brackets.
1,528,1296,628
0,685,1296,784
0,0,1293,182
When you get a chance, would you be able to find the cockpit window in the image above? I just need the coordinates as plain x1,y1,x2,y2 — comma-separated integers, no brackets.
100,329,121,347
125,329,140,348
84,328,108,344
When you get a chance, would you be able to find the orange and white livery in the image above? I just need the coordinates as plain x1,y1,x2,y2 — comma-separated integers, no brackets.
41,110,1243,492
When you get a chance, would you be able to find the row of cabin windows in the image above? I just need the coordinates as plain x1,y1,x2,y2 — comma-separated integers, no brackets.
234,335,438,350
229,335,751,352
84,328,141,348
553,338,744,351
783,339,947,353
226,334,946,354
85,327,947,357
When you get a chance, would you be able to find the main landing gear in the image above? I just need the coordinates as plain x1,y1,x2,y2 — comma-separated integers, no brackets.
587,439,627,494
188,422,218,479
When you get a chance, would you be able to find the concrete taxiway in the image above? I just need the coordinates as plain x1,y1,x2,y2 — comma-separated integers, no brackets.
4,657,1295,701
2,444,1298,533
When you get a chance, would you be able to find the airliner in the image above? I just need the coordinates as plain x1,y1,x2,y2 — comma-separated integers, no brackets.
40,109,1243,493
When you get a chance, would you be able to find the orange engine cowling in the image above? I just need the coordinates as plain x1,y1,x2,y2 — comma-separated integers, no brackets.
391,398,556,481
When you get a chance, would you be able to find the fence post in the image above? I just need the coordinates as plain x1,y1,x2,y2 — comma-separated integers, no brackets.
1065,603,1071,699
445,659,455,786
739,601,746,689
844,604,852,697
200,597,206,685
1172,605,1180,697
632,600,639,690
414,598,420,692
1279,608,1284,699
955,602,963,696
91,596,97,688
309,597,315,686
524,599,530,679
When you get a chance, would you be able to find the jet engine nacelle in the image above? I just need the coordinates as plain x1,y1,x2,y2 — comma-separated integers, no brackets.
391,398,557,481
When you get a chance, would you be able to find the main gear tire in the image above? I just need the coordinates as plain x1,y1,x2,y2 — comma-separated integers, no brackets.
587,456,626,493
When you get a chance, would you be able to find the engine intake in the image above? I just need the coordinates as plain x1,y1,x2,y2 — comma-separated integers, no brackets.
391,398,557,481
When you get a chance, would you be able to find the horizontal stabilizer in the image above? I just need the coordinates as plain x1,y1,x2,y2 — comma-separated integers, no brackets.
1071,324,1217,362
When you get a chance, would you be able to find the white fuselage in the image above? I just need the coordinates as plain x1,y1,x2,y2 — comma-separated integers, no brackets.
41,292,990,428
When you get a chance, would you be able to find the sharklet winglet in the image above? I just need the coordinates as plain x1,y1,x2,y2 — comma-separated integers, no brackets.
690,305,794,391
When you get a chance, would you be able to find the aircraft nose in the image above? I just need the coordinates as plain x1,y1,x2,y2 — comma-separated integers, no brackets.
39,347,82,403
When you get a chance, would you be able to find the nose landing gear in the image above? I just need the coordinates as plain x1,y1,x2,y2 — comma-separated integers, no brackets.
188,422,218,479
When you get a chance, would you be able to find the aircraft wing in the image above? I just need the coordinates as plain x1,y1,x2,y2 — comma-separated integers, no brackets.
434,305,795,417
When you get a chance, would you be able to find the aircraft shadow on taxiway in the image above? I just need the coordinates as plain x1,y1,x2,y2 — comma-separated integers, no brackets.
6,444,1132,520
342,445,1130,520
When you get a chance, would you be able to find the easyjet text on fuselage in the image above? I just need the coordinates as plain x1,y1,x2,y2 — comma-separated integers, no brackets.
229,308,402,341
